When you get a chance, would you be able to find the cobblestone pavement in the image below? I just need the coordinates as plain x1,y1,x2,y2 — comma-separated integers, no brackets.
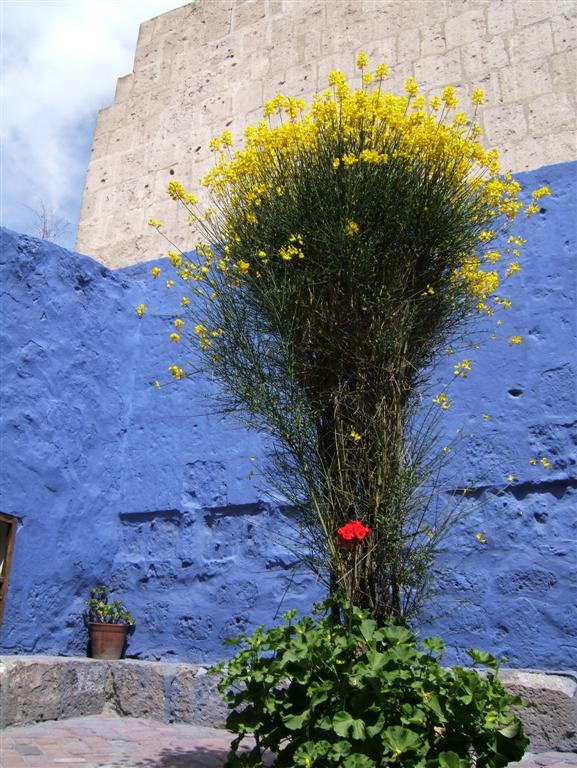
1,715,576,768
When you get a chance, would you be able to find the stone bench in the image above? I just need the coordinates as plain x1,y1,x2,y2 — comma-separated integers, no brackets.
1,656,575,752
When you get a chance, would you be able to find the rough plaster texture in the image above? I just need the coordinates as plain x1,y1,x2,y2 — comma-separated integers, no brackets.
75,0,577,268
1,160,576,669
1,657,575,751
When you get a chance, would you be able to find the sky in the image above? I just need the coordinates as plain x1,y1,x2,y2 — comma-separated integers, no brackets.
1,0,185,249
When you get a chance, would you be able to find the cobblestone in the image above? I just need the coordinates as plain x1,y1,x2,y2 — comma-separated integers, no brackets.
1,716,576,768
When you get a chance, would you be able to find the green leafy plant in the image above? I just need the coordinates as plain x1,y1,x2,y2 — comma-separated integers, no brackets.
212,599,527,768
85,584,135,626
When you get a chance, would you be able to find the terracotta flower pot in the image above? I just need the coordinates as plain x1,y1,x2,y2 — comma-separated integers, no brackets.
89,622,129,660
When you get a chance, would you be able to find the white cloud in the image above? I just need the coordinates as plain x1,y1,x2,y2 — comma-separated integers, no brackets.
1,0,186,247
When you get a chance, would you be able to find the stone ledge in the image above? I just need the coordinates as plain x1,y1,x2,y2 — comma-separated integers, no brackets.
1,656,576,752
0,655,227,731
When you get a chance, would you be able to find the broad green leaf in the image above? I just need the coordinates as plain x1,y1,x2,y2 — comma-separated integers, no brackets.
332,711,365,739
283,712,307,730
329,741,352,759
351,717,366,740
467,648,499,670
360,618,376,642
421,636,445,656
383,725,421,752
333,710,354,737
381,625,414,645
498,720,523,738
438,751,463,768
343,754,376,768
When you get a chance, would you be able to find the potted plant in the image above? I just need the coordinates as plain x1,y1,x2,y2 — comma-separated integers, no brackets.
85,584,135,660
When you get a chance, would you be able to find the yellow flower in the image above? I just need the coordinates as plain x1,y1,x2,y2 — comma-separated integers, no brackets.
166,280,175,289
475,532,487,544
484,250,500,264
332,157,341,169
167,251,182,269
532,186,551,201
153,380,161,389
505,262,521,277
147,218,161,228
180,296,189,307
356,51,369,69
168,364,185,380
482,413,490,420
471,88,485,106
194,323,207,335
174,318,184,328
429,95,441,112
375,63,389,81
432,392,449,410
350,429,362,441
344,219,359,237
150,266,161,279
508,335,522,345
540,457,550,469
167,181,186,200
404,76,418,97
442,85,458,108
169,332,180,343
507,474,514,483
235,260,250,275
135,303,146,318
453,359,471,378
529,458,537,466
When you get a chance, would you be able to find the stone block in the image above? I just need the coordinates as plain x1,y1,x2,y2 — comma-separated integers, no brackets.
397,27,421,64
509,21,555,64
445,6,486,50
483,103,527,147
170,665,228,727
107,659,172,721
487,2,515,36
200,0,234,40
115,74,134,104
137,18,156,48
498,59,552,105
462,36,509,79
527,92,576,139
513,0,567,29
95,104,126,134
498,670,577,752
232,0,266,31
414,47,461,90
0,657,108,728
361,36,397,68
233,80,264,116
420,24,446,57
551,9,577,54
550,50,577,92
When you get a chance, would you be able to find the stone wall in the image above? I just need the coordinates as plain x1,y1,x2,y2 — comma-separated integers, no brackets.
75,0,577,268
1,159,576,668
2,657,576,751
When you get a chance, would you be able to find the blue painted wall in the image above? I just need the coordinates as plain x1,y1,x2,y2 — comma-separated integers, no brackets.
0,161,575,668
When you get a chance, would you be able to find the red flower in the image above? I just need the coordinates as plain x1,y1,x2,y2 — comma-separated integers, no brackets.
337,521,371,548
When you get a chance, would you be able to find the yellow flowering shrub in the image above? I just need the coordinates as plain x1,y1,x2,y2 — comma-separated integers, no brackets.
146,56,551,621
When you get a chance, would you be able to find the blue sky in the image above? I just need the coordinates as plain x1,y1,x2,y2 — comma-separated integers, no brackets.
1,0,185,249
